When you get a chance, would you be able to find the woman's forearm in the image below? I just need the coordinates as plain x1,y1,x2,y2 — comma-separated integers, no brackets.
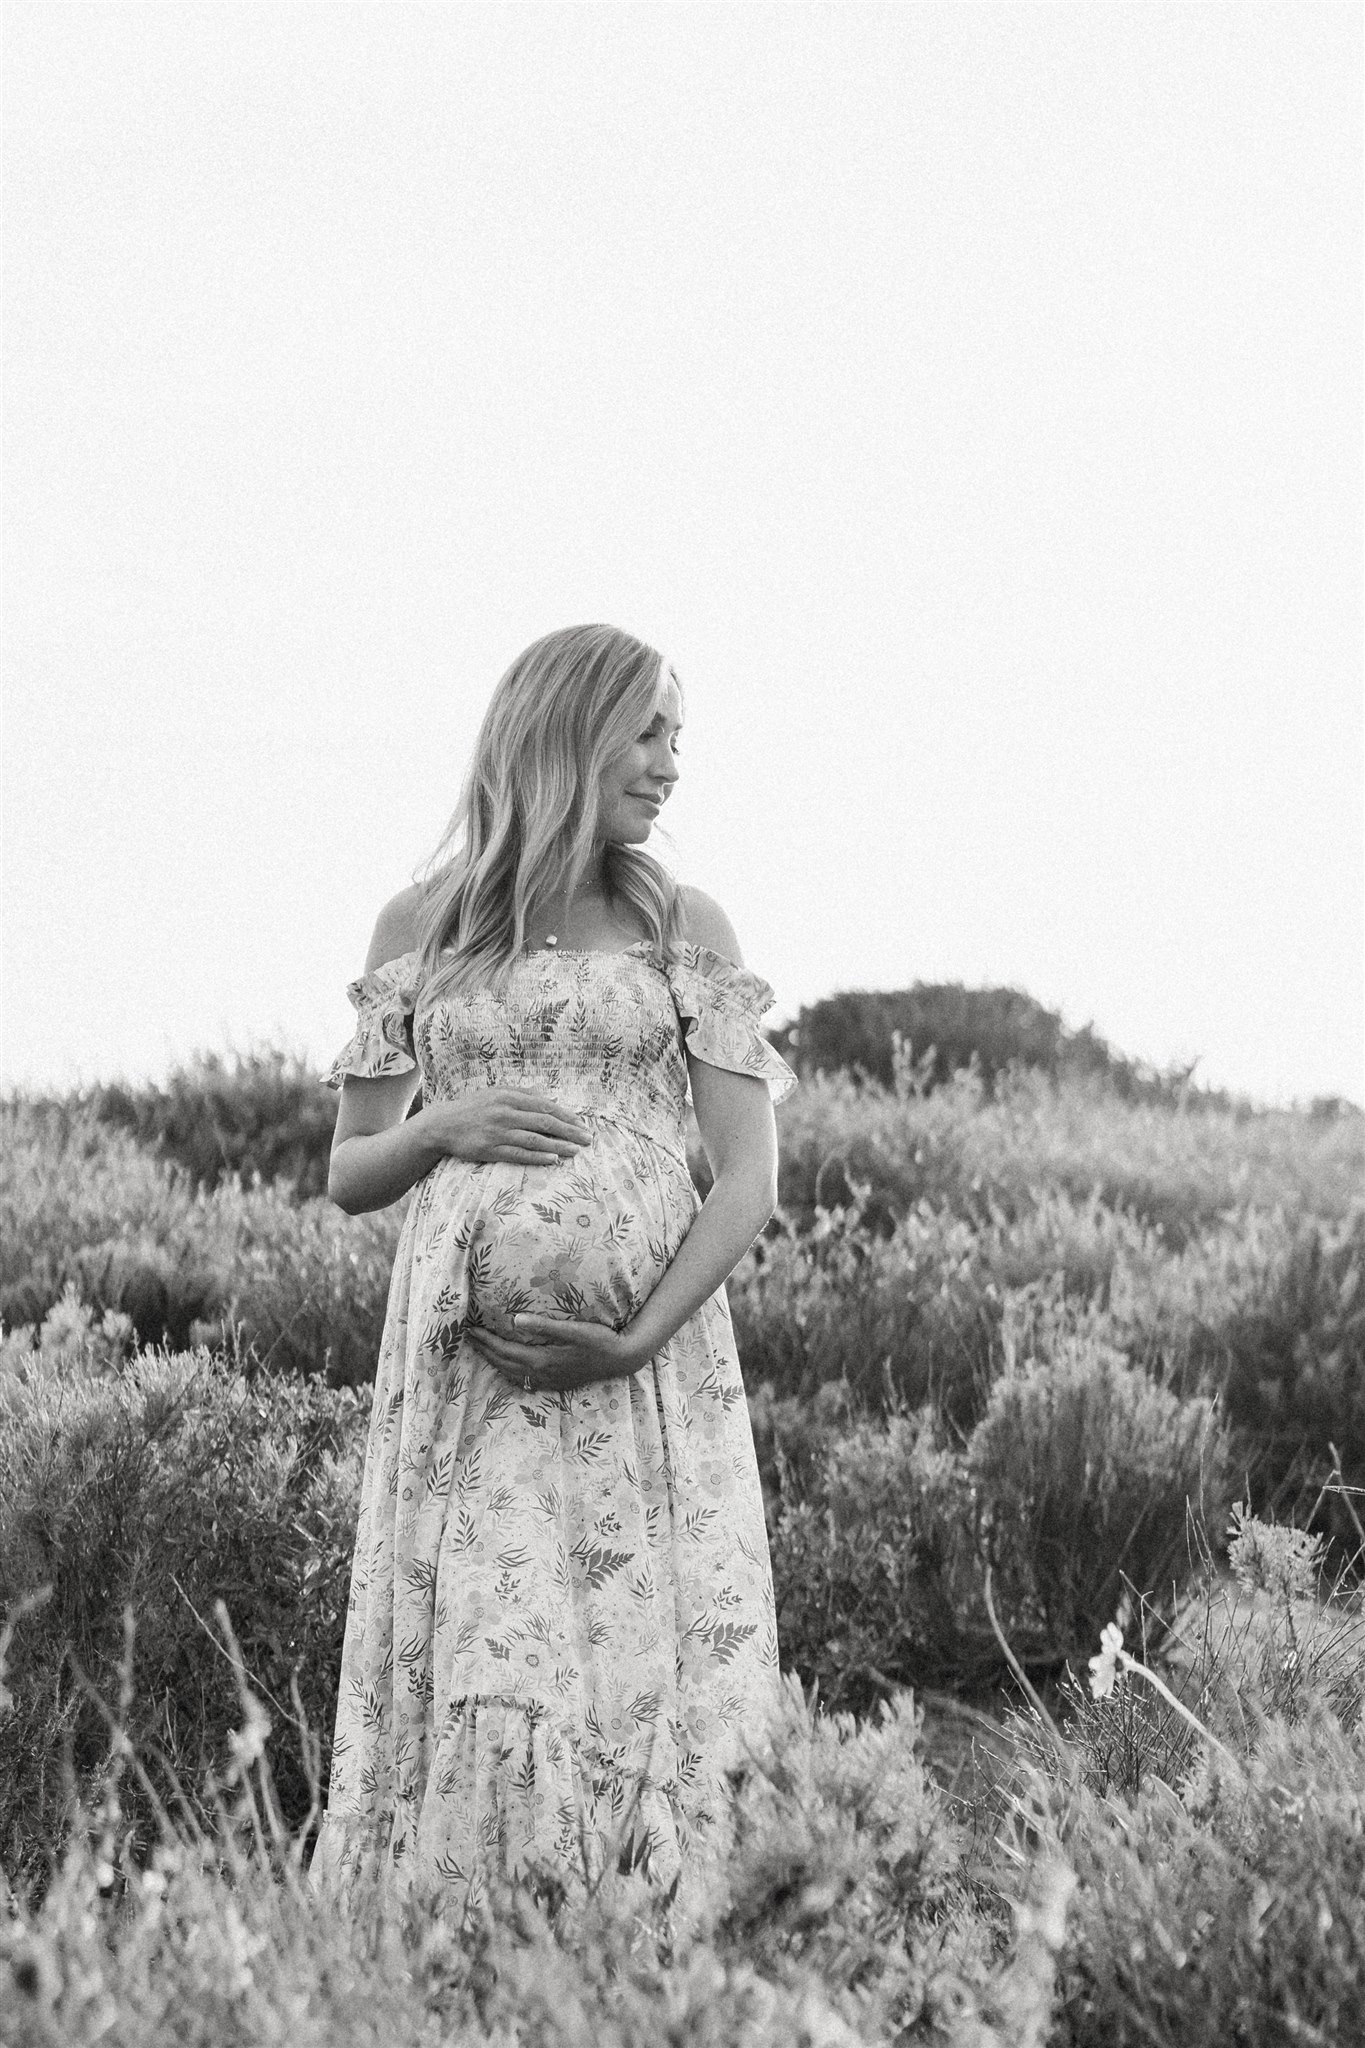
329,1110,446,1214
624,1168,776,1365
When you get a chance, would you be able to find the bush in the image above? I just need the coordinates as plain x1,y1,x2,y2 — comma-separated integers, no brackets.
767,1310,1230,1708
709,1679,1025,2037
731,1203,1005,1428
0,1664,1072,2048
0,1340,364,1888
86,1045,340,1199
967,1320,1230,1664
1052,1509,1365,1808
0,1101,402,1384
1053,1709,1365,2047
768,982,1175,1102
1203,1207,1365,1529
1210,1503,1365,1733
188,1179,403,1386
1106,1203,1365,1554
733,1186,1360,1604
731,1189,1205,1433
769,1408,980,1711
981,1507,1365,2045
0,1104,223,1347
772,1062,1364,1242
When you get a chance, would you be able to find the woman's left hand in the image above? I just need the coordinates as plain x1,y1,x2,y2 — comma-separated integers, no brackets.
468,1314,645,1394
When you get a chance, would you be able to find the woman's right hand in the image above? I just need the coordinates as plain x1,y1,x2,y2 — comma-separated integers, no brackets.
421,1090,593,1167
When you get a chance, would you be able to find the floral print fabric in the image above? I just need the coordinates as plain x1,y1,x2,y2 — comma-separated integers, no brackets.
310,941,796,1911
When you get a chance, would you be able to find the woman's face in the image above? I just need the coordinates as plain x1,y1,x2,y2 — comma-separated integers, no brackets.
597,677,683,844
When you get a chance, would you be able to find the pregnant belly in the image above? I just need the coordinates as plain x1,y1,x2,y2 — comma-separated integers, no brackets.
428,1123,694,1341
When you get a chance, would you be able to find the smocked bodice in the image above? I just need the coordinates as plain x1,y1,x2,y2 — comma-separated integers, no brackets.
326,940,795,1165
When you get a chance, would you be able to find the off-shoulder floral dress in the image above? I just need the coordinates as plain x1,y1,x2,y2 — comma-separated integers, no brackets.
310,939,796,1911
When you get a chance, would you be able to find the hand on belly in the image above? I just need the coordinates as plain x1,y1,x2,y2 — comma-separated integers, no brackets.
465,1304,645,1394
463,1153,673,1345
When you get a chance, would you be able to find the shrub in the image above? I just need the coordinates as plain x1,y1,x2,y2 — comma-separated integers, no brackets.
768,982,1173,1102
1203,1207,1365,1532
1040,1503,1362,1807
967,1321,1229,1664
709,1678,1051,2040
1106,1203,1365,1552
974,1510,1365,2046
1192,1507,1365,1745
767,1311,1229,1708
732,1190,1202,1433
189,1179,403,1386
0,1104,222,1347
0,1665,1071,2048
1052,1709,1365,2047
86,1045,340,1199
734,1187,1358,1606
0,1340,365,1888
730,1203,1004,1427
772,1062,1364,1241
0,1101,402,1384
769,1409,981,1711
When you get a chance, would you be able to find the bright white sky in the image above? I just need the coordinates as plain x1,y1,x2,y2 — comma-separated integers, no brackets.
3,3,1361,1108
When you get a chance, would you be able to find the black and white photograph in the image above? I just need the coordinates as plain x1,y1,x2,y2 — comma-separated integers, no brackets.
2,4,1362,2042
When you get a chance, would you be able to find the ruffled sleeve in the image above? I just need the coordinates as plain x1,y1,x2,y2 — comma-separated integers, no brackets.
323,950,423,1090
662,943,797,1104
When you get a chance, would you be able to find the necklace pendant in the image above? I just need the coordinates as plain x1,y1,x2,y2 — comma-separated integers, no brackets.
544,933,558,948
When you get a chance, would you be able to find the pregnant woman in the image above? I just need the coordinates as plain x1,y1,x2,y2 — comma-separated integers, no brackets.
310,623,796,1913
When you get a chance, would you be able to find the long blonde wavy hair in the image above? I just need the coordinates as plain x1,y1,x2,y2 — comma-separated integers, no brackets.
416,624,686,1002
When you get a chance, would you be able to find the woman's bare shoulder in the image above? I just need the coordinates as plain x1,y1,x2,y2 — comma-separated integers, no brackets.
364,884,425,972
677,885,743,966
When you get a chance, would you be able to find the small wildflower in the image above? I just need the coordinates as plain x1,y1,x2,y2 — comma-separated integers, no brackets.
1228,1502,1323,1605
1088,1621,1125,1701
226,1692,272,1775
1088,1615,1242,1769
